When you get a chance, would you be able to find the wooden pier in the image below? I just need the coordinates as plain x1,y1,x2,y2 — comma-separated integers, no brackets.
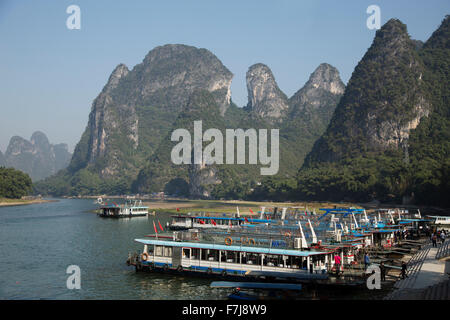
384,239,450,300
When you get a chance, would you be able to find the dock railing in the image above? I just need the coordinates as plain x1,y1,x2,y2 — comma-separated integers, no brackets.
436,238,450,260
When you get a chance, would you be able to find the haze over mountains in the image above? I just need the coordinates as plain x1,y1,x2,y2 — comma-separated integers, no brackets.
35,15,449,207
2,131,72,181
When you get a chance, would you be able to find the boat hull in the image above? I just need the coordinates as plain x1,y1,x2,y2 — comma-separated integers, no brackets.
129,261,366,290
98,214,147,218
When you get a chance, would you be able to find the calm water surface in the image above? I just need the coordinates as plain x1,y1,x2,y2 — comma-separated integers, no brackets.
0,198,229,300
0,199,388,300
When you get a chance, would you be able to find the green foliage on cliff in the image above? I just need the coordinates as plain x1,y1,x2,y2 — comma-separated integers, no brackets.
0,167,32,199
291,16,450,207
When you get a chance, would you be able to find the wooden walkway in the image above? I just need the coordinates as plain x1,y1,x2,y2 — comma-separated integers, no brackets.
384,242,449,299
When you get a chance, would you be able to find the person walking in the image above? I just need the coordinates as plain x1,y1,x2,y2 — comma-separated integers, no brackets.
440,231,446,244
401,261,408,279
432,233,437,247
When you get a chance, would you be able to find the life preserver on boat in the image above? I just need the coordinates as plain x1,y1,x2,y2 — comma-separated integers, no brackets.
163,264,169,271
141,252,149,261
177,265,183,272
225,237,233,246
248,238,256,245
284,232,291,238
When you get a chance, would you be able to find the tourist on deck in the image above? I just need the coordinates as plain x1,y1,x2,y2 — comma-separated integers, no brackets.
440,231,446,244
380,262,386,282
401,262,408,279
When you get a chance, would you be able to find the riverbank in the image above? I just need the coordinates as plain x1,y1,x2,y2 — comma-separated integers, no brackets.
0,198,57,207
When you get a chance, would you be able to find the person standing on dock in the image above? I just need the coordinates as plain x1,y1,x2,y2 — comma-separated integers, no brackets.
401,262,408,279
380,262,386,282
364,253,370,271
334,253,341,276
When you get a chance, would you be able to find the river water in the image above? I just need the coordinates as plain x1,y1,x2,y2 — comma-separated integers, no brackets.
0,198,230,300
1,198,390,300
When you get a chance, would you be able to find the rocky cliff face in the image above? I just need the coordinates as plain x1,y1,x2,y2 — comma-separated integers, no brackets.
246,63,289,121
4,131,72,181
188,162,222,198
305,19,431,165
288,63,344,129
70,44,233,180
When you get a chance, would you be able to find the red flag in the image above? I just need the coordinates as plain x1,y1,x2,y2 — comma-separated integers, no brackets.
229,219,232,228
199,220,205,224
153,221,158,234
158,220,164,232
176,208,180,212
211,219,217,226
249,209,254,214
244,217,249,223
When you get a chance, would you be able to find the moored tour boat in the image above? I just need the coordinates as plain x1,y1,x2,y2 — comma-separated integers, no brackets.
98,200,149,218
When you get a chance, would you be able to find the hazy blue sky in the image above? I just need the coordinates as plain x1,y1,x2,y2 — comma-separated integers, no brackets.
0,0,448,152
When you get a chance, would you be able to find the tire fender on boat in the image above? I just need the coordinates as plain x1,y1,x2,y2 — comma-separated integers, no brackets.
177,265,183,272
163,264,169,271
221,270,227,277
141,252,149,261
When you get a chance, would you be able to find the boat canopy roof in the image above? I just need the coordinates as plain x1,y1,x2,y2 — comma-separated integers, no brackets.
171,215,271,223
135,239,329,257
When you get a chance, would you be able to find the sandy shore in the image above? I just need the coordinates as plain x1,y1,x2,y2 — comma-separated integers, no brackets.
0,199,57,207
140,199,361,215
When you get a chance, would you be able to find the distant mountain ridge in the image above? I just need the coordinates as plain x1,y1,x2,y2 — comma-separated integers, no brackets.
4,131,72,181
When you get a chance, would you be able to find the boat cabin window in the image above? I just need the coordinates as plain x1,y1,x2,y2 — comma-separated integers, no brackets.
241,252,261,265
201,249,219,261
191,248,200,259
263,254,282,267
164,246,172,257
182,248,190,258
221,250,238,263
155,245,163,256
